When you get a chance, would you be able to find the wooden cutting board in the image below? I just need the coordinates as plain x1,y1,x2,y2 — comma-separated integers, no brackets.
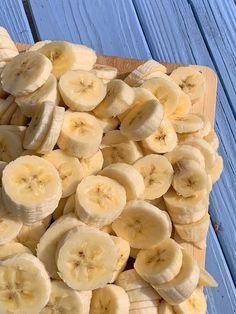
16,42,218,269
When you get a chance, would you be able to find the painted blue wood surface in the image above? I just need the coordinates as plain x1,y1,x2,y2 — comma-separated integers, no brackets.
0,0,34,44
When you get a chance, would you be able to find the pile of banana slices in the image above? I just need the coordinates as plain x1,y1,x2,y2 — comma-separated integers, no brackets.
0,26,222,313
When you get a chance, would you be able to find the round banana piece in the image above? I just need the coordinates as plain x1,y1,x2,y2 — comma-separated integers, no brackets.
116,269,150,291
0,129,23,162
59,70,107,111
1,51,52,96
112,200,172,249
127,286,161,303
0,49,18,61
56,226,118,290
2,155,62,223
204,129,219,151
0,242,31,260
44,149,84,198
0,95,15,118
57,110,103,158
170,66,205,104
100,163,145,200
130,300,159,311
134,154,173,199
101,130,129,146
63,193,75,215
170,113,204,133
95,115,120,133
94,79,134,118
90,284,130,314
198,268,218,288
173,288,207,314
10,107,28,126
92,64,118,82
28,40,52,51
80,149,104,176
142,117,178,153
0,253,51,314
0,124,26,138
169,91,191,118
120,99,164,141
209,154,223,183
75,175,126,228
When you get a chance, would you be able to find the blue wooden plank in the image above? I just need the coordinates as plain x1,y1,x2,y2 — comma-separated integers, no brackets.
0,0,34,44
133,0,236,284
28,0,151,59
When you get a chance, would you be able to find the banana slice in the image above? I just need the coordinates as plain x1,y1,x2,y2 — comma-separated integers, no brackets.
101,130,129,146
135,239,183,285
80,149,104,176
28,40,52,51
0,101,17,125
56,225,118,290
172,159,208,197
130,300,159,311
0,49,18,61
0,36,18,51
0,242,31,259
75,175,126,227
169,91,191,118
37,213,83,278
0,95,15,116
209,154,223,183
52,197,68,220
134,154,173,199
116,269,149,291
112,200,171,249
0,124,26,138
100,163,145,200
173,288,207,313
142,77,180,115
2,155,62,224
38,41,97,78
23,101,55,150
0,129,23,162
95,115,120,133
153,251,200,305
57,110,103,158
90,284,130,314
100,223,116,235
59,70,107,111
92,64,118,82
142,117,178,153
120,99,164,141
170,113,204,133
16,74,59,117
163,188,208,224
0,26,12,37
170,66,205,103
63,193,75,215
44,149,84,198
0,253,51,314
127,286,161,303
193,113,212,138
93,79,135,118
198,268,218,288
204,129,219,151
10,107,28,126
1,51,52,96
158,300,175,314
174,212,210,245
148,197,167,211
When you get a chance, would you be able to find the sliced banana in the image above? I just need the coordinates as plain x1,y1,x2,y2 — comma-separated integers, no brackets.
0,129,23,162
148,197,167,211
75,175,126,227
209,154,223,183
134,154,173,199
116,269,150,291
0,49,18,61
112,200,171,249
0,253,51,314
95,115,120,133
10,106,28,126
169,91,191,118
57,110,103,158
101,130,129,146
63,193,75,215
170,113,204,133
120,99,164,141
1,51,52,96
92,64,118,82
130,300,158,310
0,26,12,37
80,149,104,176
44,149,84,198
193,113,212,138
59,70,107,111
204,129,219,151
0,242,31,259
0,95,15,116
52,197,68,220
170,66,205,103
0,101,17,125
28,40,52,51
198,268,218,287
127,286,160,303
93,79,134,118
2,155,62,224
173,288,207,314
0,31,18,51
0,124,26,139
158,300,175,314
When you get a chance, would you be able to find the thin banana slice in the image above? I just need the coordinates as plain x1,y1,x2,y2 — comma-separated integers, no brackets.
0,33,18,51
159,300,175,314
100,163,145,200
0,49,18,61
0,95,15,116
0,242,31,260
63,193,75,215
57,110,103,158
92,64,118,82
130,300,158,310
80,149,104,176
28,40,52,51
75,175,126,227
56,226,118,290
1,51,52,96
116,269,149,291
0,129,23,162
209,154,223,183
198,268,218,288
10,107,28,126
173,288,207,314
95,115,120,133
204,129,219,151
0,124,26,138
142,117,178,153
127,286,160,303
134,154,173,199
169,91,191,118
94,79,134,118
0,253,51,314
170,113,204,133
2,155,62,223
193,113,212,138
120,99,164,141
112,200,171,249
0,101,17,125
59,70,107,111
170,66,205,103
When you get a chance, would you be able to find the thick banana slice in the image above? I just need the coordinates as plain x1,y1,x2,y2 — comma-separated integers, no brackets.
112,200,171,249
170,66,205,103
142,77,180,115
170,113,204,133
59,70,107,111
204,129,219,151
173,288,207,313
10,107,28,126
0,49,18,61
2,155,62,223
134,154,173,199
93,79,134,118
92,64,118,82
16,74,59,117
163,188,208,224
100,163,145,200
38,41,97,78
142,117,178,153
101,130,129,146
135,239,183,285
80,149,104,176
120,99,164,141
209,154,223,183
116,269,149,291
169,91,191,118
158,300,175,314
172,159,208,197
1,51,52,96
193,113,212,138
127,286,160,303
198,268,218,287
56,226,118,290
95,115,120,133
90,284,130,314
63,193,75,215
0,129,23,162
0,242,31,259
57,110,103,158
75,175,126,227
0,101,17,125
0,253,51,314
44,149,84,198
28,40,52,51
153,251,200,305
